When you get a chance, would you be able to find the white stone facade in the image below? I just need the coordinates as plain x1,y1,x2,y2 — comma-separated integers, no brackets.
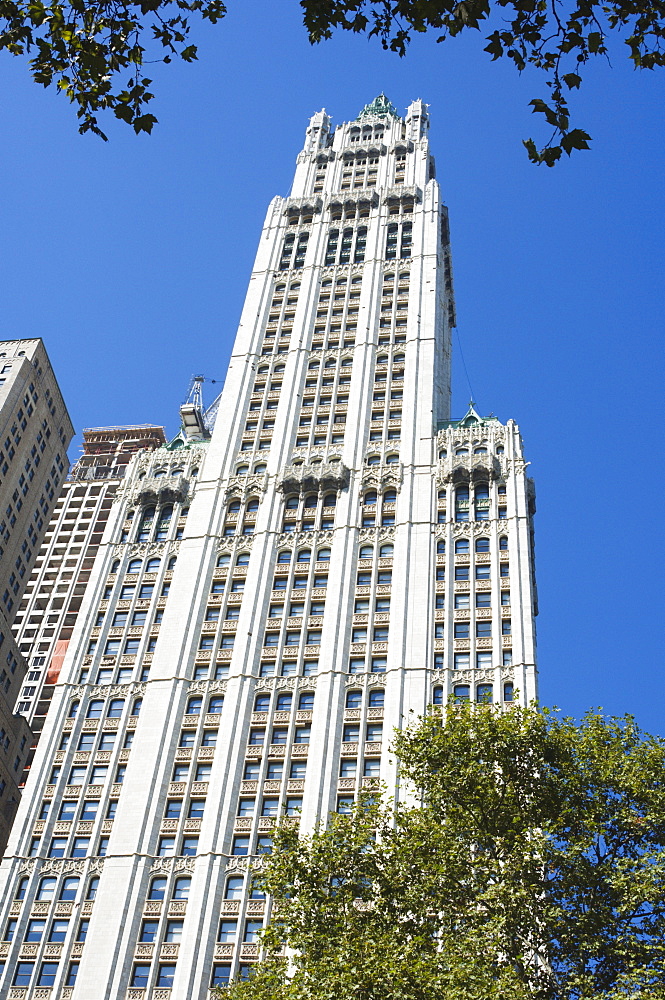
0,98,537,1000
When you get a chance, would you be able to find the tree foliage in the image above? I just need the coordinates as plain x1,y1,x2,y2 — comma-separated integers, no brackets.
301,0,665,164
219,705,665,1000
2,0,664,151
0,0,226,138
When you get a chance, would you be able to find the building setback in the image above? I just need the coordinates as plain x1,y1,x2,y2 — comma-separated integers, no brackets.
0,98,538,1000
0,339,73,856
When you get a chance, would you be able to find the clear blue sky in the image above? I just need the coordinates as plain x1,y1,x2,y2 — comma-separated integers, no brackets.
0,1,663,729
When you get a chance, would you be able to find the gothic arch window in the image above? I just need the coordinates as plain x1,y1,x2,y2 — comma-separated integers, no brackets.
475,537,490,553
499,536,509,551
154,468,166,479
236,465,249,475
453,685,470,703
385,453,399,464
297,549,311,563
228,500,241,513
254,464,266,474
474,446,488,454
107,699,125,718
317,548,331,562
285,495,299,510
323,493,336,506
86,877,100,900
455,447,469,456
346,690,362,708
432,686,444,706
439,450,447,459
236,552,250,566
303,494,318,509
277,551,291,564
187,697,202,715
383,489,397,503
246,497,260,512
217,553,231,567
111,559,120,574
168,556,177,570
379,543,394,558
367,455,380,466
86,700,104,719
364,491,377,506
359,545,374,559
68,701,80,718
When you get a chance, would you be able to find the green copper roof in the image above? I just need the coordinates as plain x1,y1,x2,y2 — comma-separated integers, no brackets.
437,402,502,431
356,94,400,121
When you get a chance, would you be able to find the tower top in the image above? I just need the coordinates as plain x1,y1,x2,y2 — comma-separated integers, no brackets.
356,94,400,121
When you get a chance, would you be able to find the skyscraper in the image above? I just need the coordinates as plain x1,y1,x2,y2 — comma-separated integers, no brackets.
0,338,73,854
0,97,537,1000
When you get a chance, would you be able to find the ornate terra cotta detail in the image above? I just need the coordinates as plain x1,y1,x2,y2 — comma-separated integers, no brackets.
438,453,501,484
279,461,350,495
131,474,190,506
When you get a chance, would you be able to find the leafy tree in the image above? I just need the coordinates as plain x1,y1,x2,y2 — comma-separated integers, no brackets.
218,705,665,1000
301,0,665,164
0,0,226,138
2,0,664,154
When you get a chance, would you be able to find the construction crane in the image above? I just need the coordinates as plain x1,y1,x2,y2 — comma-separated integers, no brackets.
180,374,223,441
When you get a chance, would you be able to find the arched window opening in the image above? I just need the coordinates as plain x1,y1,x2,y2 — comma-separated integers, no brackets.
359,545,374,559
146,558,161,572
379,543,394,558
317,548,331,562
277,551,292,564
107,699,125,718
297,549,311,563
455,539,469,553
149,878,167,900
346,690,362,708
475,537,490,553
432,687,444,706
137,507,155,542
323,493,337,507
155,505,173,540
436,540,445,553
477,684,493,704
453,685,470,703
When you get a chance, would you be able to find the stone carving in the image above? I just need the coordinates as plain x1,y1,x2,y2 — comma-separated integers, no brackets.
276,529,334,548
224,474,269,500
382,184,422,203
255,675,318,692
279,461,350,495
360,464,403,492
40,859,86,876
358,526,395,544
150,856,195,874
130,474,190,507
438,453,501,484
187,679,228,695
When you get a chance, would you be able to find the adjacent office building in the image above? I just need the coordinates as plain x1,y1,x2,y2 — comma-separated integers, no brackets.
0,98,538,1000
0,339,73,854
11,425,166,784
